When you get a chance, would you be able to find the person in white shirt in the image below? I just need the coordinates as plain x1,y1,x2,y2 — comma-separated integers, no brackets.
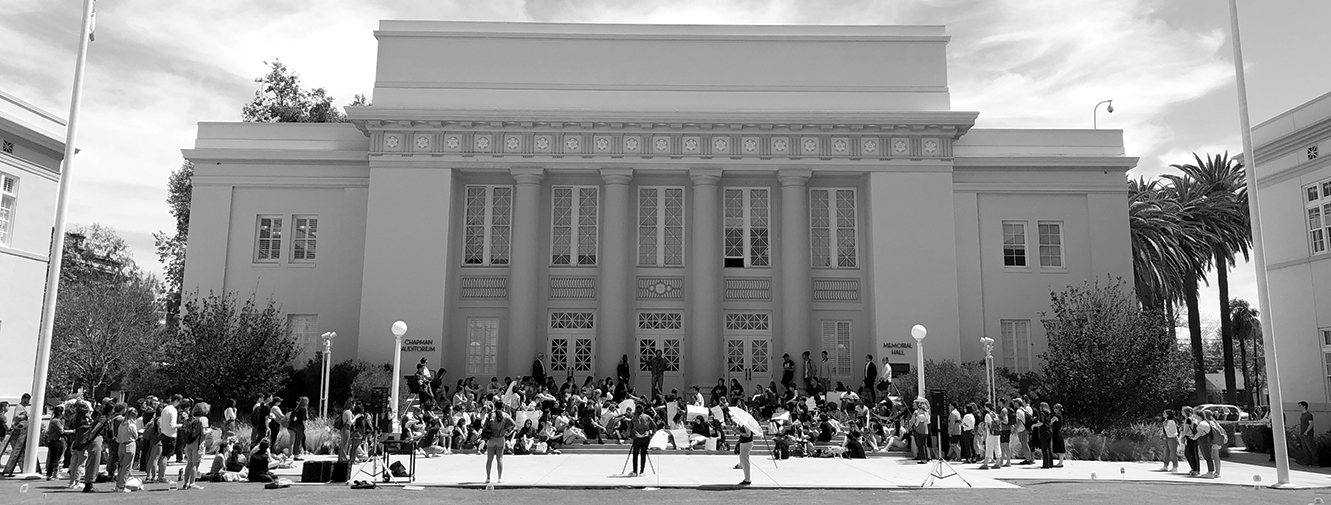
980,402,1002,470
819,351,832,394
1161,409,1180,472
946,404,962,461
156,395,182,484
960,404,977,463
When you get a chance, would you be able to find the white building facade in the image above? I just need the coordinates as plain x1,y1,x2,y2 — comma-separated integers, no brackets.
0,90,65,397
182,22,1136,394
1252,90,1331,433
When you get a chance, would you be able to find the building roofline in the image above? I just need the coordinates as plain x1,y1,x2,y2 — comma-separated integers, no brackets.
0,89,66,127
375,20,948,42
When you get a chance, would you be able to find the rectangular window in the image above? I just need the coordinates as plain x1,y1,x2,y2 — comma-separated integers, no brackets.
1038,221,1064,268
292,215,318,262
810,188,858,268
1001,319,1032,373
286,314,318,364
638,312,684,375
552,186,598,266
467,317,499,377
255,216,283,262
1311,207,1326,254
820,320,853,377
724,188,770,268
1323,329,1331,346
464,185,512,266
1306,181,1331,256
638,187,685,267
0,174,16,246
1002,221,1027,267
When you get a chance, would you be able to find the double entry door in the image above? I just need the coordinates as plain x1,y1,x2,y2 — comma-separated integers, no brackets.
726,336,772,399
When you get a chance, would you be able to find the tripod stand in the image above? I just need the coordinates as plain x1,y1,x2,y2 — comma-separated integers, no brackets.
920,416,970,488
620,437,656,476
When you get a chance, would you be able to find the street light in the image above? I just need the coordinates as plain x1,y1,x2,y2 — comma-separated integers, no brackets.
911,324,927,398
980,336,995,406
390,321,408,433
320,331,337,419
1093,99,1114,129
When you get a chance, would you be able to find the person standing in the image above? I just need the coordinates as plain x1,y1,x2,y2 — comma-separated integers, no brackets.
483,401,515,484
1012,399,1031,465
267,397,285,447
778,354,796,396
862,355,878,404
1,393,35,476
1202,409,1223,478
1161,409,1180,472
1192,408,1215,477
616,354,631,393
1052,404,1066,468
181,403,210,490
802,351,818,395
157,395,182,486
911,399,931,463
981,402,1002,470
44,405,71,481
650,350,666,399
1181,406,1201,476
730,410,758,486
1300,401,1315,459
289,397,309,460
960,404,976,463
628,402,654,477
222,399,238,438
250,396,269,447
819,351,832,394
1034,402,1054,469
532,352,548,386
946,403,962,461
997,398,1013,467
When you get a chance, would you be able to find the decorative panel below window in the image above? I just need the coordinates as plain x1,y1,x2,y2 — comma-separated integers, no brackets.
724,278,771,300
812,279,860,301
460,277,508,299
550,277,596,299
637,277,683,299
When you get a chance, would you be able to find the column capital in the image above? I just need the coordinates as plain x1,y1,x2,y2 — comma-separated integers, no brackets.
511,168,545,185
600,168,634,186
778,169,812,187
689,168,722,186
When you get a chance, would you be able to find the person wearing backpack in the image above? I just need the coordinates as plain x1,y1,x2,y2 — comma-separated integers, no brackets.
1202,409,1225,478
156,395,182,485
71,401,111,493
181,402,211,490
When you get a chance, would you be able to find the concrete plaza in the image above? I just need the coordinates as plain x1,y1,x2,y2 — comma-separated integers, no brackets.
267,451,1331,490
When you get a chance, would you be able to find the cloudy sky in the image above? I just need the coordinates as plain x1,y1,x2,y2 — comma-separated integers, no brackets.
2,0,1327,323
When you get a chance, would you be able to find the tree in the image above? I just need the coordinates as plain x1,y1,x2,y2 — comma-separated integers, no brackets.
241,60,368,123
893,359,1018,408
154,161,193,327
49,275,162,400
65,223,139,283
1230,298,1264,406
1040,277,1191,431
162,291,299,405
1170,153,1251,405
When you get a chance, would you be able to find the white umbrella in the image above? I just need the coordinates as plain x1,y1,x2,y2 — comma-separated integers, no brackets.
726,407,763,438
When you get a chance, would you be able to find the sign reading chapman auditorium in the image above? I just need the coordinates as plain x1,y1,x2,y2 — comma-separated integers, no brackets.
180,21,1136,395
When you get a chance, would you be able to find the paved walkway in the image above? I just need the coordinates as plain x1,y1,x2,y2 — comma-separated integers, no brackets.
274,451,1331,490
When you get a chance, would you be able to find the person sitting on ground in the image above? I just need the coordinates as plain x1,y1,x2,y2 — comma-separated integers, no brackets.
246,440,276,483
843,430,867,459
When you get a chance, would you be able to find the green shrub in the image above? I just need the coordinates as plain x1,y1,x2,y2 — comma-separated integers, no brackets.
1286,427,1331,466
1239,421,1269,452
203,418,342,456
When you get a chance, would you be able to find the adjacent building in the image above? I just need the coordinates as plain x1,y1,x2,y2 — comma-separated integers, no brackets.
1252,89,1331,433
0,90,66,397
181,21,1136,395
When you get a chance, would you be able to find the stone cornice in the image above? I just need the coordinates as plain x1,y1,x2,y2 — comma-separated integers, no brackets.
0,151,60,182
181,148,369,166
349,108,976,133
952,156,1139,171
1253,116,1331,166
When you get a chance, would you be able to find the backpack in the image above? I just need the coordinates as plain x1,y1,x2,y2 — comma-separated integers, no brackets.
180,417,202,446
333,411,346,430
72,418,105,451
1211,422,1228,445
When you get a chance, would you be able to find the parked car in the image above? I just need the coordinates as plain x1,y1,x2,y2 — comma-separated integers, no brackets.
1197,404,1249,421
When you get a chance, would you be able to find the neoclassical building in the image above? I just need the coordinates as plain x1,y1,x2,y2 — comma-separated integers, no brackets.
0,90,65,397
1252,89,1331,433
182,21,1136,394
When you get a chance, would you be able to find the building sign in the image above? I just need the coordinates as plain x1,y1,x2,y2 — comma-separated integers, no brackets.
882,342,914,357
402,338,437,353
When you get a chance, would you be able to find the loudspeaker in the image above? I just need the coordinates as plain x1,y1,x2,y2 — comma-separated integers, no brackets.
929,389,948,433
370,387,390,416
330,461,350,483
300,460,332,483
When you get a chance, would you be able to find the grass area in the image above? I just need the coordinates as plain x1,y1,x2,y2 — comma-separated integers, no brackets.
0,481,1326,505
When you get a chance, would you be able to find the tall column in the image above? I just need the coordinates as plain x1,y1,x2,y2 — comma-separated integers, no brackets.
689,169,723,387
509,168,545,377
779,170,813,358
599,169,635,380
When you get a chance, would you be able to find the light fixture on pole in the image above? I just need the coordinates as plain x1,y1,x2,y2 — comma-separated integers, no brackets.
320,331,337,419
1093,100,1114,129
911,325,928,398
390,320,408,433
980,336,995,406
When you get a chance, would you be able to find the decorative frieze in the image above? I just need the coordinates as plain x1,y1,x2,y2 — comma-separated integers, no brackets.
812,279,860,301
638,277,683,299
461,276,508,299
550,277,596,299
367,124,954,160
725,277,771,300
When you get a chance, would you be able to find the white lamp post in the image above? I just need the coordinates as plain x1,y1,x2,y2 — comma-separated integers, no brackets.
390,321,408,433
980,336,995,406
320,331,337,419
911,325,927,398
1093,99,1114,129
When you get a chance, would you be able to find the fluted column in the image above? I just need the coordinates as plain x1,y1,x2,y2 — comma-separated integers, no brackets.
509,168,545,377
779,170,813,358
599,169,634,380
689,169,723,387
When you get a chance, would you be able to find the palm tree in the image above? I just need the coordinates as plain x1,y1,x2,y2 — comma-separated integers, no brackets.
1159,175,1229,403
1170,153,1252,404
1231,298,1262,407
1128,178,1186,313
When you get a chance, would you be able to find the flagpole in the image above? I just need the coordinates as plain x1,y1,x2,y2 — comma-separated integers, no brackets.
20,0,95,477
1227,0,1288,486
